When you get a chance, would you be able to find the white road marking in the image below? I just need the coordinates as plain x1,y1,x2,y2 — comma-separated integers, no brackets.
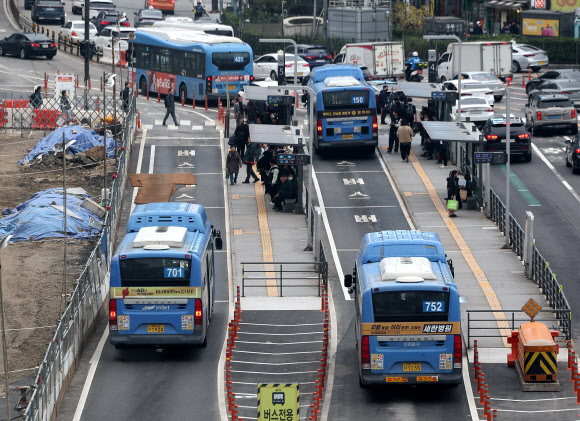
192,125,203,130
462,354,480,421
230,360,320,365
130,128,148,213
148,145,155,174
531,143,580,205
354,214,377,222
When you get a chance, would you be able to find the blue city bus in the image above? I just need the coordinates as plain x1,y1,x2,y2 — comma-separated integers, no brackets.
344,230,462,387
306,64,378,153
130,28,253,102
109,202,222,347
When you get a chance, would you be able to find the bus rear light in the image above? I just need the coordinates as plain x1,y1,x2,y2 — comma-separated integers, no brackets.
109,300,117,330
317,119,322,137
537,111,541,120
453,335,462,368
361,335,370,369
194,299,203,328
372,115,378,135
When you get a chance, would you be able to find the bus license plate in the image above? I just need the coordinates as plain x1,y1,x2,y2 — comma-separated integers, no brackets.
342,134,354,140
297,73,303,76
147,324,165,333
227,85,236,91
403,362,421,372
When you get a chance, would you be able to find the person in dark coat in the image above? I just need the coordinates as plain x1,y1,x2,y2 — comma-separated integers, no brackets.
273,171,293,211
30,86,42,109
246,100,258,124
257,145,275,187
242,137,260,183
379,85,390,124
388,109,401,153
121,82,130,112
234,118,250,158
446,170,461,217
510,20,520,35
226,145,243,185
162,88,179,126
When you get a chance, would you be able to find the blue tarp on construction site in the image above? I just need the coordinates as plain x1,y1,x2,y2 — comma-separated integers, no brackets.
0,188,103,242
17,125,115,164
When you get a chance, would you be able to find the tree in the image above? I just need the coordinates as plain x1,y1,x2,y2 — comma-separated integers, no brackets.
392,3,429,39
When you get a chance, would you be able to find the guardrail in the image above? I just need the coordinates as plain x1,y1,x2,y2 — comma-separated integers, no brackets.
488,187,572,341
241,261,326,297
20,93,137,421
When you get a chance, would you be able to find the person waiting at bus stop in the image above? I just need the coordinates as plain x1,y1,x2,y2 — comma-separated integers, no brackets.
242,136,260,184
272,170,292,212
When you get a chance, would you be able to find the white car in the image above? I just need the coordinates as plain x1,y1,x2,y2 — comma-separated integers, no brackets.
452,97,494,123
442,80,494,105
453,71,506,103
253,53,310,82
93,26,135,51
59,21,97,42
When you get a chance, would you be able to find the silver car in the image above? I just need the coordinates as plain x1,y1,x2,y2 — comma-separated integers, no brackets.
530,80,580,110
454,71,506,102
525,93,578,136
512,43,549,73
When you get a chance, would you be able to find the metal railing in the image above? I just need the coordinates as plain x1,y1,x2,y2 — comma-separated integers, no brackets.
21,93,137,421
241,261,326,297
466,309,570,347
488,187,572,341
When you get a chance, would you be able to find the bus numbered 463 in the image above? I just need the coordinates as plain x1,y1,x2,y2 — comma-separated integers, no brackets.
306,64,378,154
109,202,222,348
344,230,463,387
129,28,253,103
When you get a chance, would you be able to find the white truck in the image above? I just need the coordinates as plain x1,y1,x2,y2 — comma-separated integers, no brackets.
335,42,405,79
437,41,512,82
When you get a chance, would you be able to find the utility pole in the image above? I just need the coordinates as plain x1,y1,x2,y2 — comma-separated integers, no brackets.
0,235,11,421
323,0,328,40
312,0,317,37
84,0,91,108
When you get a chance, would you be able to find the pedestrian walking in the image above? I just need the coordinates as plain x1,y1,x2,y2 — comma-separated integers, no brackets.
234,118,250,158
30,86,43,109
226,145,243,185
121,81,130,112
59,90,71,123
446,170,462,217
396,119,415,162
162,88,179,126
379,85,390,124
246,100,258,124
388,110,401,153
437,140,448,166
242,136,260,183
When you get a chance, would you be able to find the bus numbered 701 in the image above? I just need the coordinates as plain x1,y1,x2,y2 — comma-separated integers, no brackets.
129,28,253,103
344,230,462,387
109,202,222,347
306,64,378,154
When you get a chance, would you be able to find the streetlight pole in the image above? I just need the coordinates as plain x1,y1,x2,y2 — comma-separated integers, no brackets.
0,234,12,421
504,86,511,248
260,39,298,85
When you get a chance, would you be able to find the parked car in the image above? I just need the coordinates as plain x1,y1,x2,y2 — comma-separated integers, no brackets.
32,0,66,25
87,0,115,20
528,80,580,110
60,20,97,42
453,71,505,102
452,97,494,124
93,26,135,51
512,42,549,73
525,69,580,95
0,32,57,60
481,116,532,162
253,53,311,82
565,134,580,174
284,44,332,69
72,0,84,14
525,92,578,136
441,80,494,105
134,9,164,28
146,0,175,14
24,0,35,10
92,10,129,34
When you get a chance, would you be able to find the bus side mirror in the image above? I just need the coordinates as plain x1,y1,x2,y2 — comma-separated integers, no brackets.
344,274,353,288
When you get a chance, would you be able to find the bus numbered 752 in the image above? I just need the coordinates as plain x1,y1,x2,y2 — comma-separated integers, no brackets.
109,202,222,348
344,230,462,387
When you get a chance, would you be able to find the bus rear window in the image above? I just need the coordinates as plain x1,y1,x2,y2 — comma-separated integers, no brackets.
119,258,191,287
372,290,450,322
322,90,369,110
212,52,250,71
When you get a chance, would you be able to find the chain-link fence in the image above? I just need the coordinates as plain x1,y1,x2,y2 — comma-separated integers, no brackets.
20,93,136,421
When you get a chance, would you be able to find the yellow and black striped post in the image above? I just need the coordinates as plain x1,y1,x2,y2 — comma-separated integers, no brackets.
517,321,558,382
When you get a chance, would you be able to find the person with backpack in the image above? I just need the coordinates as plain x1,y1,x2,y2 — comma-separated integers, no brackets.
388,109,401,153
234,118,250,158
246,100,258,124
30,86,42,109
405,97,417,131
162,88,179,126
242,136,260,183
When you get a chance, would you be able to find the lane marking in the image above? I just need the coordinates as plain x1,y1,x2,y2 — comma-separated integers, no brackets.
462,354,479,421
233,350,321,355
240,322,322,326
130,129,148,212
532,143,580,206
238,331,322,336
498,164,541,206
148,144,155,174
482,408,579,413
409,149,511,345
230,369,320,375
254,172,278,297
325,205,396,209
491,397,576,402
235,340,322,345
230,360,320,365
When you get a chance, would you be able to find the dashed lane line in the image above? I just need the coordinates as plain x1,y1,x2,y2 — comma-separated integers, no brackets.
532,143,580,206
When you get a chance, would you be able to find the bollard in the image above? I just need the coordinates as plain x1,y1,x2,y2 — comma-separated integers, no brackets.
100,77,103,92
574,367,579,394
522,74,525,89
507,77,511,87
96,98,100,112
192,91,195,109
89,79,91,90
568,340,573,370
492,409,497,420
44,73,47,91
182,92,185,107
572,355,577,383
484,391,490,418
479,374,485,404
158,92,160,103
205,94,208,111
76,74,79,88
147,88,149,101
136,111,141,129
528,69,532,82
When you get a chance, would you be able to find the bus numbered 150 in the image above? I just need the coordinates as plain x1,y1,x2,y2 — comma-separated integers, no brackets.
306,64,378,154
129,28,253,103
344,230,462,387
109,202,223,348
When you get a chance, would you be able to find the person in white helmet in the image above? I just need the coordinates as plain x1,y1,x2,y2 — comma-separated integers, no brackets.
405,51,421,81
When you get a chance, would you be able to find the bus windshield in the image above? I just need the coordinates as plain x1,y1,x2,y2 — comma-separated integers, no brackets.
119,258,191,287
212,52,251,70
372,290,449,322
322,90,369,110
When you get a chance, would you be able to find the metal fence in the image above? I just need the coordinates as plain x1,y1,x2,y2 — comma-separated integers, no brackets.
488,187,572,341
20,93,137,421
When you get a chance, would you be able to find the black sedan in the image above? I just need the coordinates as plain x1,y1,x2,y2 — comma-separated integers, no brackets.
134,9,164,28
566,135,580,174
0,33,56,60
92,10,129,34
525,69,580,95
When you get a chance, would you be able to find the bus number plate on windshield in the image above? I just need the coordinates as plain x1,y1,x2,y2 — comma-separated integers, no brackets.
403,362,421,372
342,134,354,140
147,324,165,333
227,85,236,91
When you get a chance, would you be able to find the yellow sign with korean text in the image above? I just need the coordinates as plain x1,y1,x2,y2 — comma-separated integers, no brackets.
110,286,201,299
522,18,560,37
362,322,460,336
257,383,299,421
